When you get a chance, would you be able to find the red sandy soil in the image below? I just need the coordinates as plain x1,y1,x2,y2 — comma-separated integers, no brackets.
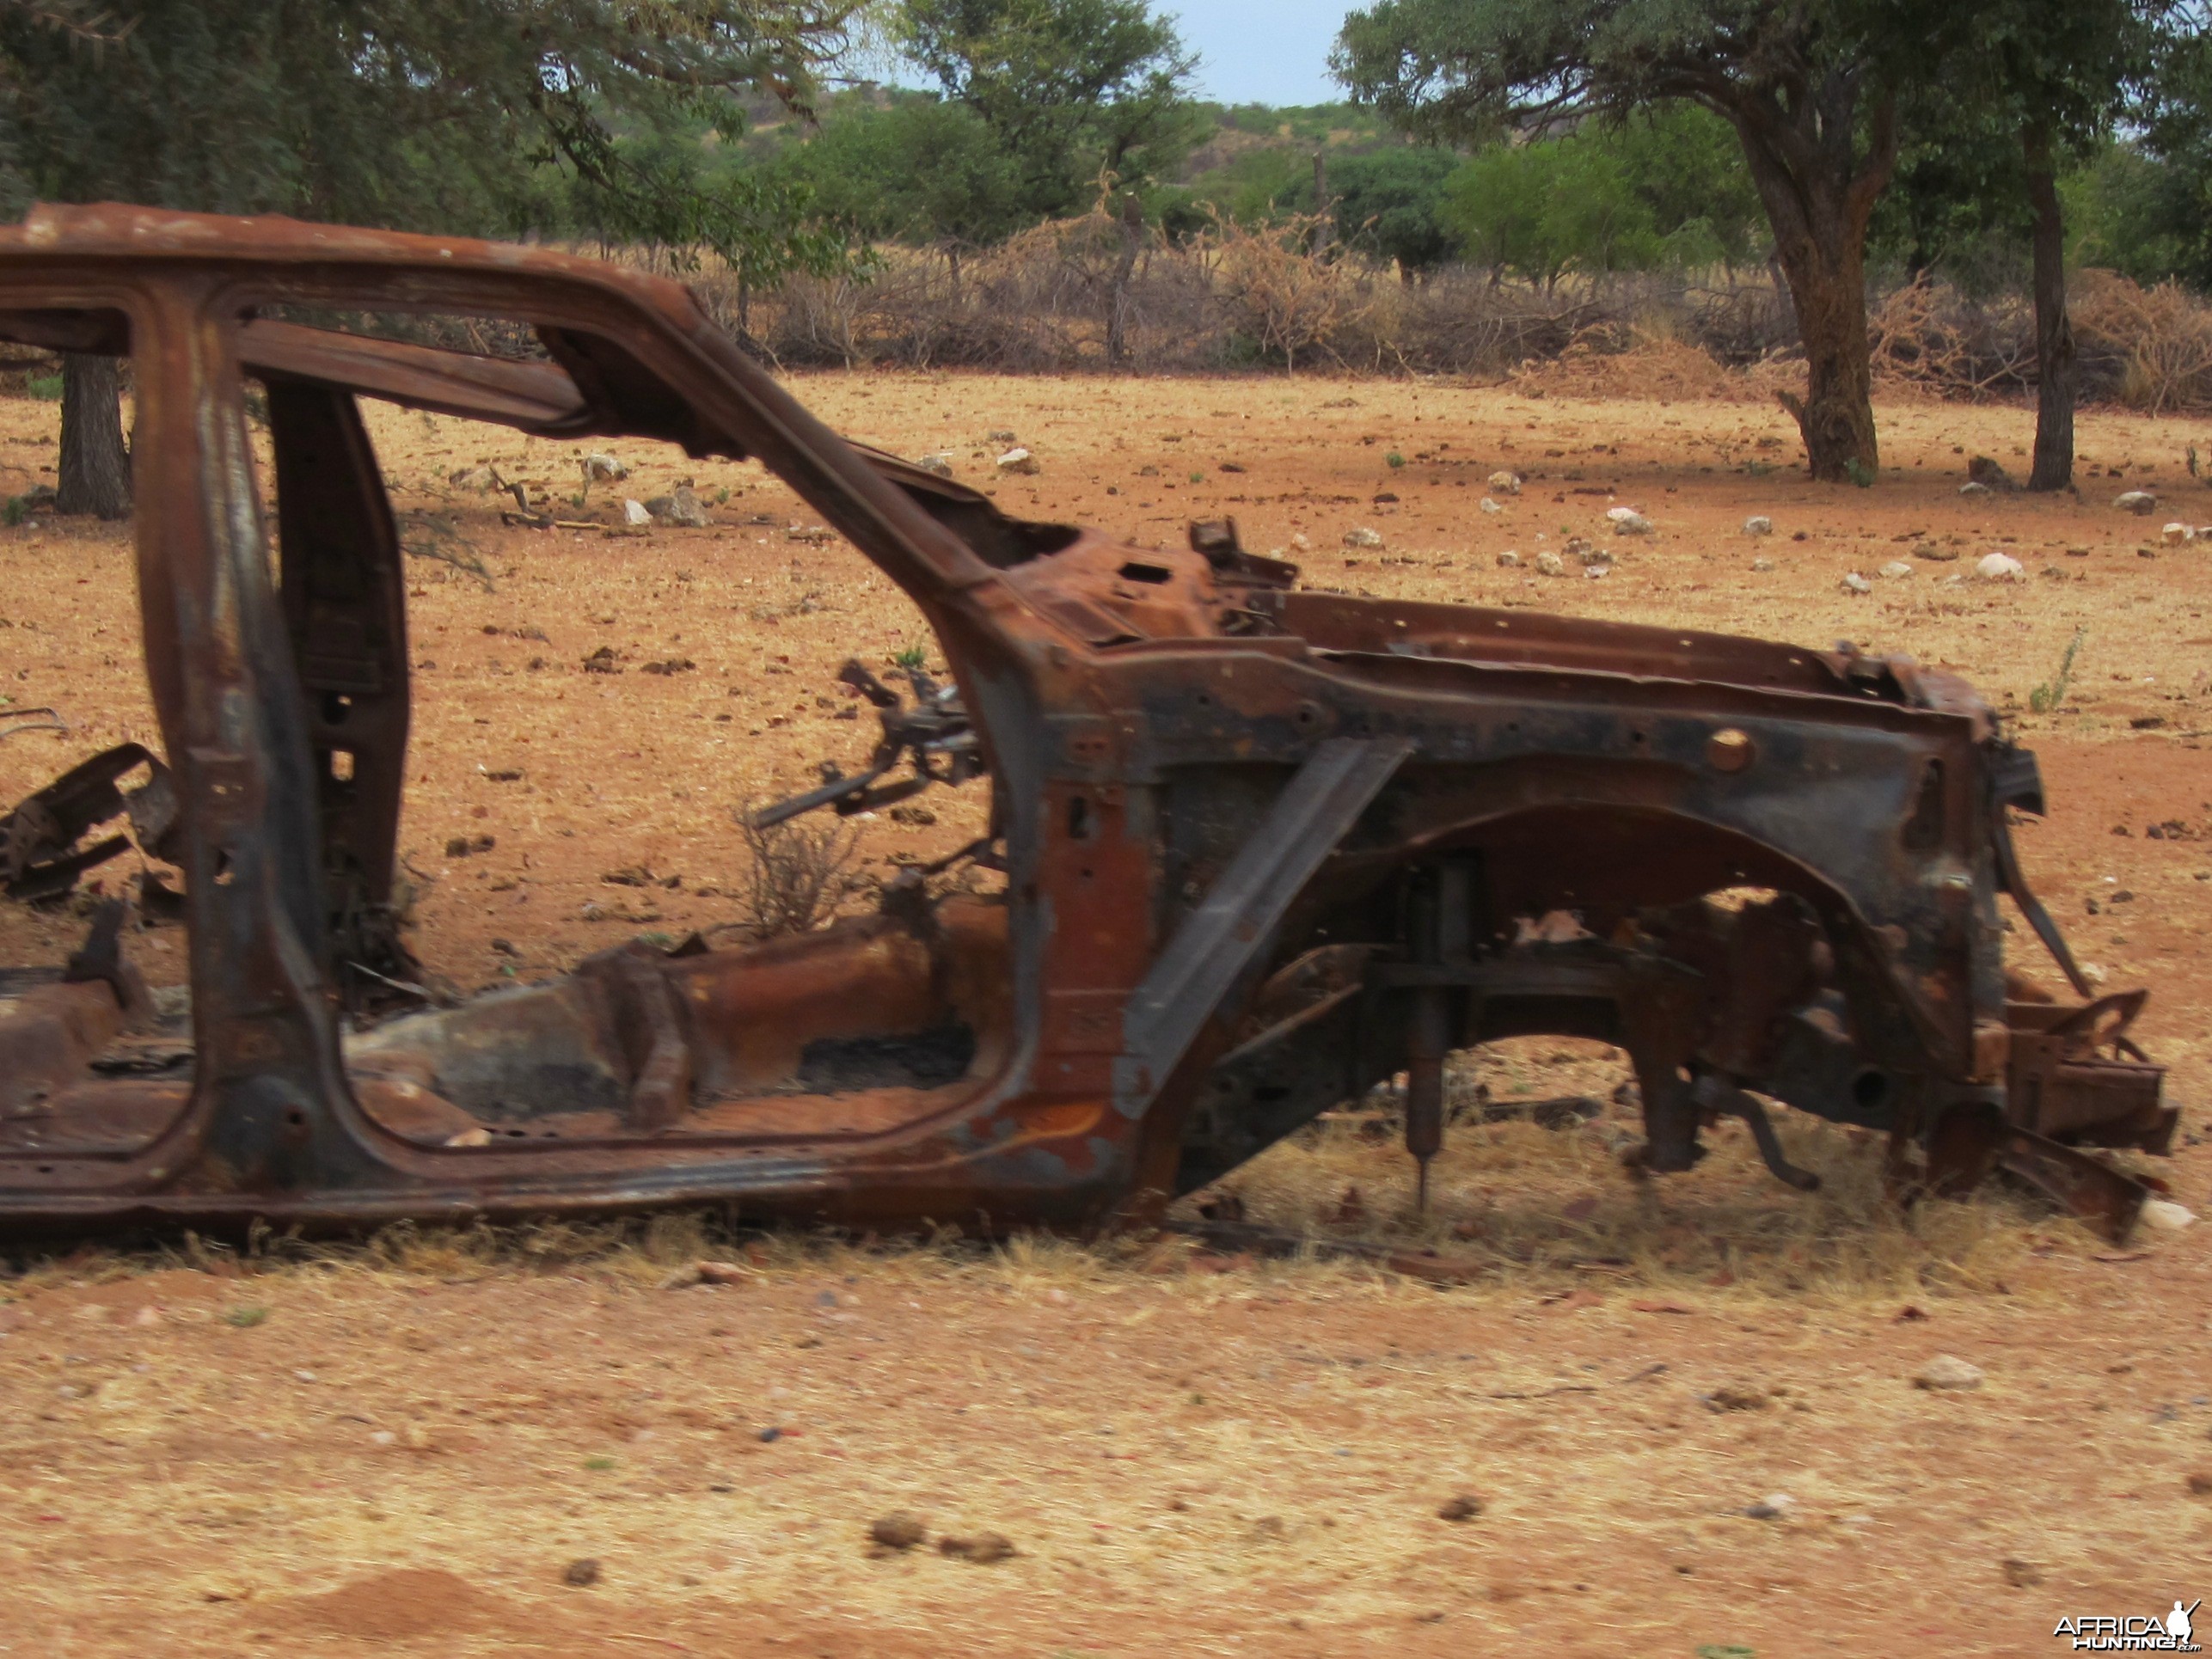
0,371,2208,1657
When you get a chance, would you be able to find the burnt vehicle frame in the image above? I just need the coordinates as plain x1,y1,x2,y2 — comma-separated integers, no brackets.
0,204,2172,1240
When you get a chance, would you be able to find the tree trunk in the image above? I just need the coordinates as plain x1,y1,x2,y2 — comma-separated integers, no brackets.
1727,82,1896,484
57,352,132,519
2023,121,2075,493
1769,225,1879,483
1106,193,1143,370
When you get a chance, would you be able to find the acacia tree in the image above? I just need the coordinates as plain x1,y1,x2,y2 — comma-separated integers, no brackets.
1974,0,2156,491
898,0,1204,222
0,0,862,516
1336,0,1949,482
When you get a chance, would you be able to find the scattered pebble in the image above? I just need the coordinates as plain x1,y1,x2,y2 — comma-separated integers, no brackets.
2003,1558,2044,1588
1705,1386,1770,1413
1605,506,1652,534
1436,1495,1484,1521
1751,557,1774,572
939,1532,1017,1563
1486,469,1522,494
2141,1198,2196,1232
1879,560,1915,579
1976,552,2025,581
1480,497,1504,514
1343,526,1384,548
2162,522,2195,545
1535,550,1566,577
1915,1354,1985,1392
985,427,1017,443
914,452,954,478
869,1512,927,1552
562,1558,601,1588
2115,489,2158,514
1841,572,1872,594
995,447,1039,475
1495,549,1521,568
1743,515,1773,536
621,498,651,527
1743,1492,1795,1520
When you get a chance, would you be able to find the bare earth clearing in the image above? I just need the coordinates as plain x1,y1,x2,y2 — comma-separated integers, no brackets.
0,370,2208,1657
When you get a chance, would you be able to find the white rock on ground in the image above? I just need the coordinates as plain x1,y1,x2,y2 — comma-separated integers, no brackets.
915,452,955,478
986,427,1017,443
646,484,711,528
1535,550,1566,576
1495,549,1522,567
996,447,1039,475
1880,560,1915,579
622,498,652,527
1743,515,1773,536
583,452,627,481
2141,1198,2196,1232
1486,470,1522,494
2162,521,2195,545
1480,496,1504,514
1976,552,2025,580
1914,1354,1985,1392
1752,557,1774,572
1606,506,1652,534
1841,572,1872,594
1958,481,1992,497
2115,489,2158,514
1343,526,1385,548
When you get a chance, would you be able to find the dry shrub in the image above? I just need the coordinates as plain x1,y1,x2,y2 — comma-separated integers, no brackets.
2074,270,2212,413
1202,211,1368,371
1866,274,2037,401
732,805,859,937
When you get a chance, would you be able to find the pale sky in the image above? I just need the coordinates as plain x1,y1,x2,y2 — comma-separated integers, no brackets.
1170,0,1350,106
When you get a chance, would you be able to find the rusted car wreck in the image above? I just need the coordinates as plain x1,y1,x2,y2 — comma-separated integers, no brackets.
0,205,2174,1241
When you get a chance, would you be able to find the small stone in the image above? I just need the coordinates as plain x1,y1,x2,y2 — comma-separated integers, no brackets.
915,451,954,477
1841,572,1872,594
1976,552,2025,581
995,447,1039,475
1535,550,1566,577
1880,560,1915,579
2141,1198,2196,1232
758,1426,781,1442
939,1532,1017,1563
646,486,711,528
870,1512,927,1552
2185,1471,2212,1497
985,428,1017,444
622,498,651,527
1705,1386,1769,1413
1495,549,1521,568
1915,1354,1985,1391
1751,557,1774,572
2116,489,2158,514
1958,481,1992,497
562,1558,601,1588
1920,542,1962,561
1436,1495,1483,1521
1743,1492,1795,1521
582,452,627,481
1479,496,1504,514
1343,526,1384,548
1606,506,1652,534
2002,1558,2043,1588
1743,515,1773,536
2163,521,2196,545
1486,469,1522,494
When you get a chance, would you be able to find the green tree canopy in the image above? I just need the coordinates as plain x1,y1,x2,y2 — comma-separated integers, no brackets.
895,0,1204,217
